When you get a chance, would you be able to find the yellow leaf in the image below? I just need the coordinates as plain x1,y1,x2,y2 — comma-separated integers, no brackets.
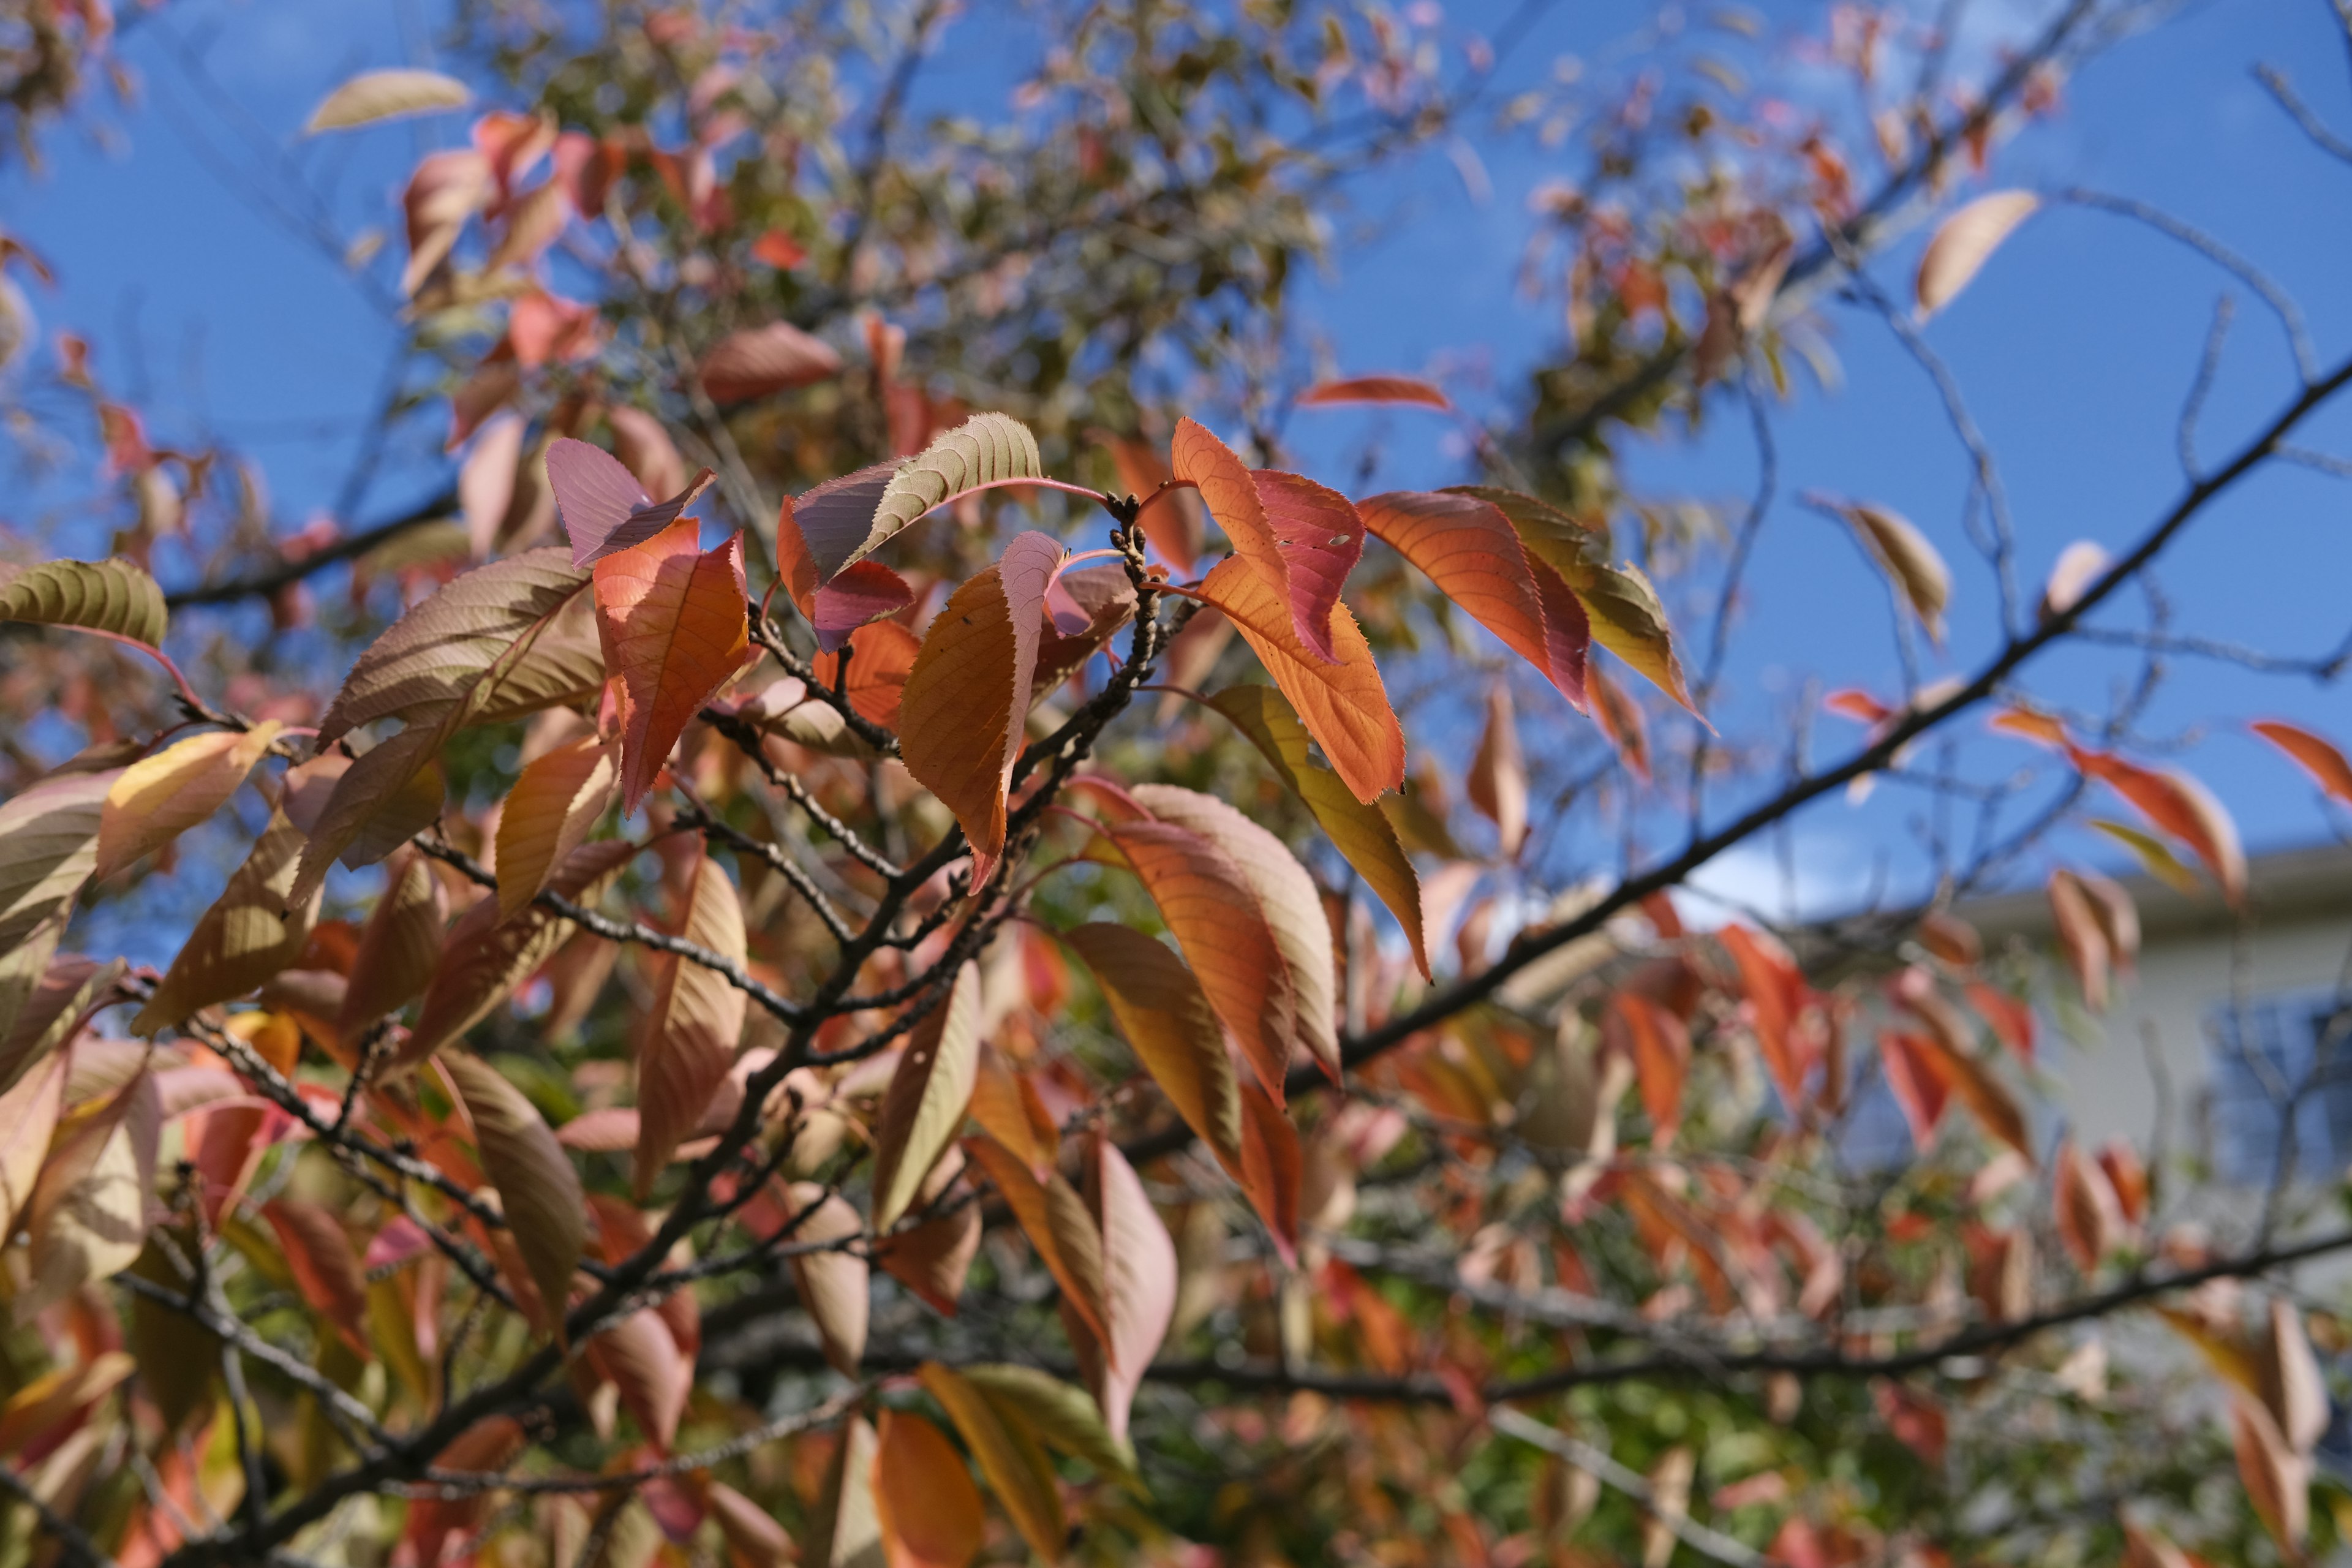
96,722,282,881
132,812,321,1036
494,736,615,921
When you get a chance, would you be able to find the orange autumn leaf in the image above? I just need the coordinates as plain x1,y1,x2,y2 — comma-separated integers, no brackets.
1194,555,1403,804
898,532,1060,883
2252,718,2352,807
873,1409,985,1568
591,518,750,812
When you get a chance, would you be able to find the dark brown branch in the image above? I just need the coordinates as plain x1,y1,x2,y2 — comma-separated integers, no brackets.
164,489,458,609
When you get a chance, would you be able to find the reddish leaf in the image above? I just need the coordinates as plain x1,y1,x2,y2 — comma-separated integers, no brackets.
545,438,718,568
1102,434,1203,571
1132,782,1340,1085
811,560,916,653
1611,992,1691,1145
1295,375,1452,410
2053,1139,2119,1272
1195,556,1403,804
697,322,845,401
2232,1393,2311,1559
586,1308,690,1450
1358,489,1588,709
1235,1080,1302,1267
1719,925,1810,1109
810,620,921,731
1099,810,1297,1102
1170,418,1286,601
2252,719,2352,807
965,1134,1110,1348
1250,468,1366,665
633,856,748,1194
897,532,1060,882
2078,753,2245,905
1879,1031,1950,1150
1467,680,1528,860
262,1199,371,1358
2048,869,2113,1011
400,839,635,1068
1071,1133,1176,1444
592,518,752,813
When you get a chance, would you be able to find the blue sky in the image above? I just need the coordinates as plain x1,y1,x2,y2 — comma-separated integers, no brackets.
11,0,2352,929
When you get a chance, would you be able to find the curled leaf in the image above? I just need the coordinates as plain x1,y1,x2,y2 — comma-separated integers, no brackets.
306,68,472,132
447,1052,585,1338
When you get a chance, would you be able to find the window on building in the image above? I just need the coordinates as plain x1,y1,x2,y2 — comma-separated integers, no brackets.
2207,990,2352,1187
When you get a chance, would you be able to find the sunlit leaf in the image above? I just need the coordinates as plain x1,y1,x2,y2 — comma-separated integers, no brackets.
918,1362,1065,1563
810,620,921,731
0,773,110,1053
2087,818,2202,895
1098,805,1297,1101
1358,489,1588,709
1833,501,1951,641
495,736,616,921
1916,190,2039,320
305,68,472,132
593,518,751,813
96,723,282,881
1063,922,1244,1173
544,437,718,568
132,812,321,1036
899,532,1060,881
1195,556,1404,805
871,963,982,1230
1207,684,1428,979
1453,486,1697,715
0,557,168,649
2251,718,2352,807
1132,782,1340,1085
